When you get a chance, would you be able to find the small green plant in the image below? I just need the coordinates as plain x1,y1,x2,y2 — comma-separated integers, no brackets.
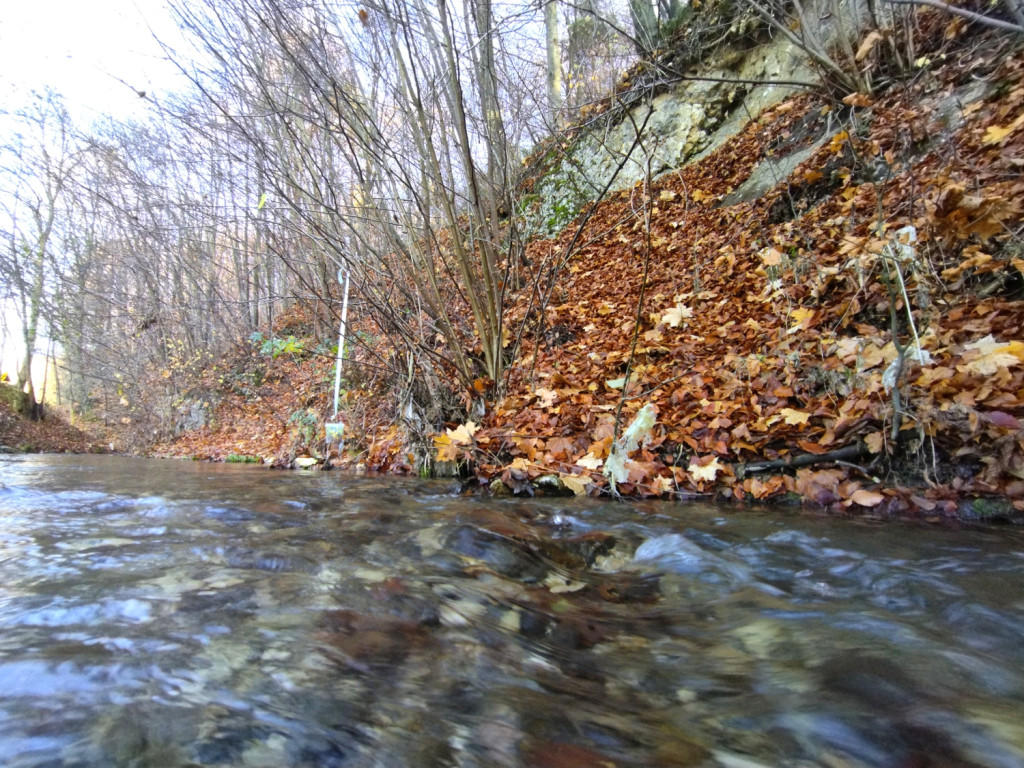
314,340,337,358
249,331,305,359
226,454,260,463
288,408,319,445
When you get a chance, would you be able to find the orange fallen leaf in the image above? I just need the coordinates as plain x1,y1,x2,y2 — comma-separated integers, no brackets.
864,431,884,454
850,489,885,507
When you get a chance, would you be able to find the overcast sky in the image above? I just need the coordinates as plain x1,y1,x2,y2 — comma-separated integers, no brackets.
0,0,182,122
1,1,187,376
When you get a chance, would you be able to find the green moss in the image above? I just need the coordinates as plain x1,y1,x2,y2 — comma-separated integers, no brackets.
971,497,1014,519
226,454,259,464
0,382,30,417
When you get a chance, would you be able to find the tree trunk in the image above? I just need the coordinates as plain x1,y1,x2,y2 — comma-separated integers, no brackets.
545,0,564,128
628,0,659,53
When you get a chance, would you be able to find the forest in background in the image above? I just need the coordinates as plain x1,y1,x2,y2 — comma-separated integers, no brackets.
3,0,1024,517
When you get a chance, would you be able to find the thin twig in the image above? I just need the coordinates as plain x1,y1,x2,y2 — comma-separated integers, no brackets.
885,0,1024,33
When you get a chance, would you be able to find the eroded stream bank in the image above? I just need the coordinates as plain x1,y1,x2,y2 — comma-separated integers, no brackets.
1,454,1023,767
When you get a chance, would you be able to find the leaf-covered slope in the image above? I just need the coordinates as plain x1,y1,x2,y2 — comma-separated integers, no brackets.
466,45,1024,515
154,32,1024,517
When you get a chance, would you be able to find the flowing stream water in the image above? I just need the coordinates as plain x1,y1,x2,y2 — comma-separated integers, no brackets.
1,454,1024,768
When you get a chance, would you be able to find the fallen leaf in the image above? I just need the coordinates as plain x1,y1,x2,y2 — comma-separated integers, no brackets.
560,473,592,496
788,307,815,334
576,453,604,470
864,431,884,454
797,439,830,455
854,33,882,63
433,434,461,462
652,475,675,495
850,489,885,507
910,495,937,511
760,247,783,267
447,421,479,444
961,336,1024,375
843,91,873,106
689,456,723,482
986,411,1023,430
780,408,810,426
534,387,558,408
829,130,850,153
983,112,1024,144
662,302,693,328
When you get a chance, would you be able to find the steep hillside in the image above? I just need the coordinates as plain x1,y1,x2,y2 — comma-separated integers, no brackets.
153,14,1024,519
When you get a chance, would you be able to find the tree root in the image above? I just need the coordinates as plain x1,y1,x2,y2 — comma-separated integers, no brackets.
739,442,869,476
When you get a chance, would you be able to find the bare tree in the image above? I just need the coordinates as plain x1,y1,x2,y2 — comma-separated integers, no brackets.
161,0,530,426
0,91,84,415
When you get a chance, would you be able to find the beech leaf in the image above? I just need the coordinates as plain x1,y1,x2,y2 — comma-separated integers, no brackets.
850,489,885,507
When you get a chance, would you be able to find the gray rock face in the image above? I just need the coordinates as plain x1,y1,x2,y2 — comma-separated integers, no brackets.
526,38,816,237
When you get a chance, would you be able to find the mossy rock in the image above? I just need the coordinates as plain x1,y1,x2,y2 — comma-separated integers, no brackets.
0,383,30,418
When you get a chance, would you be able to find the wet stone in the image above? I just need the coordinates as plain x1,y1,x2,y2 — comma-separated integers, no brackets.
446,525,550,582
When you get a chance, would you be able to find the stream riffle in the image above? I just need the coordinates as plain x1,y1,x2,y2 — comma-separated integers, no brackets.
1,454,1023,767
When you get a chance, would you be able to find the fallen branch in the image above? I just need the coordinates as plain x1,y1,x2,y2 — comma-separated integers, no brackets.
739,442,869,475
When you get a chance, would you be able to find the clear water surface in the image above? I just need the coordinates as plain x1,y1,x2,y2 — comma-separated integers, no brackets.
1,454,1023,767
